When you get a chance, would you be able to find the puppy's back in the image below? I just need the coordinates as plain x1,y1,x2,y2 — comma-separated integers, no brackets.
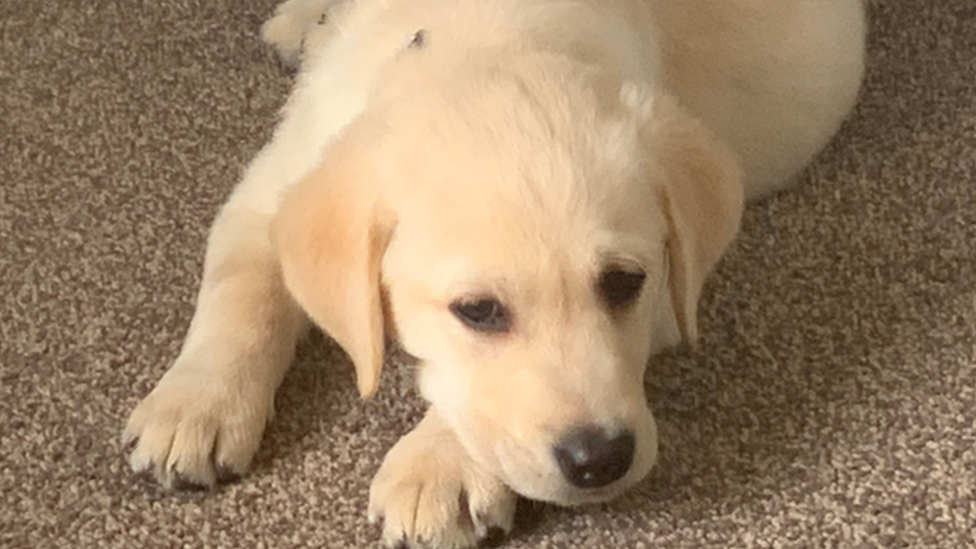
649,0,867,198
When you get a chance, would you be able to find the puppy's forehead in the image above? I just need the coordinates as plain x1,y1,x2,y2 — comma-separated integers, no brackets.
389,88,656,216
380,68,668,286
393,167,665,298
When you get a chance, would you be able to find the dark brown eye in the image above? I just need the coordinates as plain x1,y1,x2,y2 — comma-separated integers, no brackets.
598,268,647,310
449,297,511,333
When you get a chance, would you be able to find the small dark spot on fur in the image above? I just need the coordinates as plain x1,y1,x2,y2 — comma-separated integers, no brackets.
408,29,427,49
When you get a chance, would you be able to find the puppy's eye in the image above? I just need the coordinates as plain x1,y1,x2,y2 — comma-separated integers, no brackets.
598,268,647,310
449,298,511,334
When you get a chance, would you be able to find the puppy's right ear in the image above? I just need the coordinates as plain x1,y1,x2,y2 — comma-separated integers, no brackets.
623,84,744,344
273,131,395,398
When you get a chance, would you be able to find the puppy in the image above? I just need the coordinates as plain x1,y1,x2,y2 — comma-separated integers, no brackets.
124,0,866,547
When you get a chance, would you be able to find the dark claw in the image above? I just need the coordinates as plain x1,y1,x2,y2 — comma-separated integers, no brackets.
133,466,155,484
215,463,242,485
172,472,210,492
123,436,139,453
393,537,409,549
456,489,475,531
477,528,508,549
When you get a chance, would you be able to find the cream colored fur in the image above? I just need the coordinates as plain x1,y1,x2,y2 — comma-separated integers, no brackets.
124,1,865,547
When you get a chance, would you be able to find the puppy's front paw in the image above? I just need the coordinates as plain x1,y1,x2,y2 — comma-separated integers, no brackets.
260,10,312,66
369,413,517,549
122,360,274,490
260,0,344,65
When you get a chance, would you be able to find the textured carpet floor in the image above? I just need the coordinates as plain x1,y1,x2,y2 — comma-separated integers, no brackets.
2,1,975,547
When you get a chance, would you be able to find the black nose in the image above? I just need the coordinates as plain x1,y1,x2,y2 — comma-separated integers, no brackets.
553,426,635,489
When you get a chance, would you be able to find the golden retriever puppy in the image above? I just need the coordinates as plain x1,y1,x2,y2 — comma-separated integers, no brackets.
124,0,866,547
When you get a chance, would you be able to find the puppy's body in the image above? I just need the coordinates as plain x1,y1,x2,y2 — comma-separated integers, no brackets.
259,0,865,199
125,1,865,547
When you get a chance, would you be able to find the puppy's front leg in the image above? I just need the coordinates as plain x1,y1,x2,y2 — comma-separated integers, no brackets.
370,410,518,549
122,198,307,489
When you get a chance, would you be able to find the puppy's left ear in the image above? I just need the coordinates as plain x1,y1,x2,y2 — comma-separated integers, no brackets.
273,130,396,398
624,84,745,344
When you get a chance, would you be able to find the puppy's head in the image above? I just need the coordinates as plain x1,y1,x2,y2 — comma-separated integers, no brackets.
274,63,742,505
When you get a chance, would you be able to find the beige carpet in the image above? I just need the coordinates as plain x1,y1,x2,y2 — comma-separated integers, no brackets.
3,0,975,547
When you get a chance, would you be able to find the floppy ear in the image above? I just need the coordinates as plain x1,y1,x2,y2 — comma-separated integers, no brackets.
625,85,744,343
272,135,395,398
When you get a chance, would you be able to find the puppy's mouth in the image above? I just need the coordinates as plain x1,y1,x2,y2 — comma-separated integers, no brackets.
552,482,631,506
509,474,635,507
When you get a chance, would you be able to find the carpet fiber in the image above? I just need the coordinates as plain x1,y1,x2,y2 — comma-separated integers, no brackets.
3,1,975,547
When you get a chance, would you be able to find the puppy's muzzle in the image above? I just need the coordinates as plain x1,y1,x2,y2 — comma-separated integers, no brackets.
553,426,635,489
